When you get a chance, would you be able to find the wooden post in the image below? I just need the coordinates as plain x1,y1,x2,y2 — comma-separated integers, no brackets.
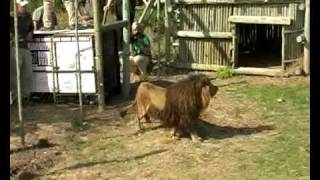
92,0,105,112
74,0,84,124
122,0,130,99
231,23,238,69
281,26,286,70
164,0,170,61
303,0,310,74
157,0,161,75
13,0,25,147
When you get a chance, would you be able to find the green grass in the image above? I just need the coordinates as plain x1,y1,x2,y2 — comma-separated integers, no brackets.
231,81,309,179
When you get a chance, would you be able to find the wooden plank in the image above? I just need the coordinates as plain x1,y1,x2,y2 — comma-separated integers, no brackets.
304,0,310,74
233,67,284,76
228,16,291,25
281,26,285,70
177,31,233,38
231,23,238,68
284,29,303,34
171,62,226,70
34,29,94,35
173,0,303,5
172,64,285,76
283,58,301,63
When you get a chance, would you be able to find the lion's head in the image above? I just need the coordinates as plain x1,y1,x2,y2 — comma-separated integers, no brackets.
192,74,218,110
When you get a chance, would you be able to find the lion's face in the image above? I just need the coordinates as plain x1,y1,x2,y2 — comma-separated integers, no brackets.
198,75,218,109
200,76,218,97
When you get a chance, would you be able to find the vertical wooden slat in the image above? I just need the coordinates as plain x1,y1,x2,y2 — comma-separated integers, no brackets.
281,26,285,70
232,23,238,68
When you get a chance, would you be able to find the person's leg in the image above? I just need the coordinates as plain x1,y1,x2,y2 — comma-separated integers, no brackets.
20,48,33,101
133,55,149,75
10,47,18,102
63,0,76,28
133,55,150,81
129,56,140,82
43,0,54,29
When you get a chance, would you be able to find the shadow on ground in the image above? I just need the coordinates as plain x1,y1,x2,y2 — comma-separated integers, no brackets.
45,149,168,175
196,119,275,140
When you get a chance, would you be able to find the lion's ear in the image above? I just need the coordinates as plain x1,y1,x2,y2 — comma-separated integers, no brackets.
201,86,211,108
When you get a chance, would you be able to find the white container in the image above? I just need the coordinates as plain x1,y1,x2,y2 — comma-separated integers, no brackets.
28,33,97,94
57,72,96,93
54,36,94,71
31,72,57,93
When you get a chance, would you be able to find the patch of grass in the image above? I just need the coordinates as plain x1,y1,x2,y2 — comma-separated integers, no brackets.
216,67,233,79
230,81,309,179
64,133,128,162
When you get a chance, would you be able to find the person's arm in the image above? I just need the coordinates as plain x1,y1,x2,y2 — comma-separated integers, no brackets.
140,47,151,56
79,15,93,21
33,21,38,31
26,14,34,41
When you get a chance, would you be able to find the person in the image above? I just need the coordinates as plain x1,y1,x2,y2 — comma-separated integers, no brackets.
42,0,76,30
10,0,34,104
32,5,57,30
129,21,151,81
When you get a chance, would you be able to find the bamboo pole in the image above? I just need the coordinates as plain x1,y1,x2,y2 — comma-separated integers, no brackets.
13,0,25,147
281,26,285,70
74,0,84,124
231,23,238,68
164,0,170,62
122,0,130,99
157,0,161,75
303,0,309,74
138,0,156,24
50,36,57,104
92,0,105,111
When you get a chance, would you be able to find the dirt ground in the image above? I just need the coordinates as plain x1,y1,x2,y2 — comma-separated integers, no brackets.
10,74,308,180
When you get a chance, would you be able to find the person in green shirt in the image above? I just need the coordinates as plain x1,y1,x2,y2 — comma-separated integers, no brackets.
129,22,151,81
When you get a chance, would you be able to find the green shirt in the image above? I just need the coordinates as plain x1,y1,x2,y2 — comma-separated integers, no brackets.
130,33,151,56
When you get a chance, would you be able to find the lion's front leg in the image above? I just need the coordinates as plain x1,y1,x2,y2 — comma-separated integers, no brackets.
186,124,202,143
170,127,179,140
136,114,143,132
189,130,202,143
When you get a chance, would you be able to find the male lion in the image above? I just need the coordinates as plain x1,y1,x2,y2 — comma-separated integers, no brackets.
133,74,218,142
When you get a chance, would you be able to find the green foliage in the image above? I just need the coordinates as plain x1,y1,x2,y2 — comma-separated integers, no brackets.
216,67,233,79
25,0,42,13
135,4,165,30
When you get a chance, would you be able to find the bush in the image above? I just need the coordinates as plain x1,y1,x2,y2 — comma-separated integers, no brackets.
216,67,233,79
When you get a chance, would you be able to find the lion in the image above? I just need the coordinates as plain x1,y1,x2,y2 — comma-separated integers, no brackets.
132,74,218,142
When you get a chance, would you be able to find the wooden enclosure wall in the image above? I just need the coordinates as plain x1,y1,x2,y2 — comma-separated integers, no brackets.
283,3,304,63
175,4,233,69
173,1,305,71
